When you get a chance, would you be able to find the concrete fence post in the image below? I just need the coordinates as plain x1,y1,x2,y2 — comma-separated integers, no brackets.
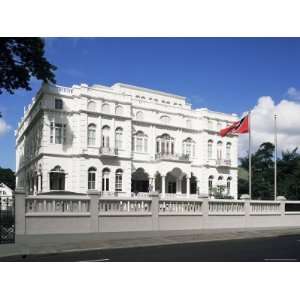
244,200,250,217
277,196,286,216
200,195,209,218
150,191,160,230
87,190,100,233
15,187,26,235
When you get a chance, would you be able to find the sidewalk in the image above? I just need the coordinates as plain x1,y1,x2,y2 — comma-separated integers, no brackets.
1,227,300,259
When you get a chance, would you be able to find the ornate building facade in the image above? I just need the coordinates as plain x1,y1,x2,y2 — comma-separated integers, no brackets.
15,83,239,198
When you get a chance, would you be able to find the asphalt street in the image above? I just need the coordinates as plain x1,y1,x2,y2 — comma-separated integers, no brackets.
2,234,300,262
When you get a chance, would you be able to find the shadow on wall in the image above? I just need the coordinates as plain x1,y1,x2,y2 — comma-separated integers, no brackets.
62,120,75,152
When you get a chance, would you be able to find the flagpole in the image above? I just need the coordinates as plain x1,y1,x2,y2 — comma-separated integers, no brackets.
274,113,277,201
249,110,252,200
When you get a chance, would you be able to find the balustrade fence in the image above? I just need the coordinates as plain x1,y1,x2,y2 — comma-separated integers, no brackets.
13,192,300,234
159,200,202,215
99,199,152,215
26,198,90,214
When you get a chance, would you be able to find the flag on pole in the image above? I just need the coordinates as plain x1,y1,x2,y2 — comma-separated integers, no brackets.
219,113,252,199
219,115,250,137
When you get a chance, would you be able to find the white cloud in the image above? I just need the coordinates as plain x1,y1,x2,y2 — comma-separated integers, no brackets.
287,87,300,100
0,118,11,137
238,96,300,158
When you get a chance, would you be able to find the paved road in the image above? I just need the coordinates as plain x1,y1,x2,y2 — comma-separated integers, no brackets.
2,234,300,261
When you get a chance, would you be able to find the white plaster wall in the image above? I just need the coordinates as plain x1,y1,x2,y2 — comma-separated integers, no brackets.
16,83,239,198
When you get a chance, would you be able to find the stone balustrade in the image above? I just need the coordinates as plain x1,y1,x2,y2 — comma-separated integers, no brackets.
208,200,245,215
99,146,117,156
164,193,198,200
26,198,90,215
155,153,190,162
15,191,300,235
159,199,203,215
99,199,152,215
216,159,231,167
249,200,281,215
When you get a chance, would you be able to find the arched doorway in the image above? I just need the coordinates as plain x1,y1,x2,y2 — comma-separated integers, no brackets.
165,168,184,194
131,168,149,193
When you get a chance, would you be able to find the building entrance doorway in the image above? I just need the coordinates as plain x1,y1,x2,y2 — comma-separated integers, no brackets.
131,168,149,194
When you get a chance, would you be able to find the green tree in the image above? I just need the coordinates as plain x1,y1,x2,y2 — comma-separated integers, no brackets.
238,142,275,199
0,38,56,94
277,148,300,199
0,166,15,190
239,142,300,200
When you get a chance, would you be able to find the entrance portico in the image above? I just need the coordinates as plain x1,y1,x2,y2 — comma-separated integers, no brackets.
152,167,197,198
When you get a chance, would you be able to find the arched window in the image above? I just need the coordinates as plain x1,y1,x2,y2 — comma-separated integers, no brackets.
49,166,65,191
217,176,224,194
55,98,63,110
156,134,174,155
115,169,123,192
88,167,96,190
115,127,123,150
133,131,148,153
160,115,170,124
115,105,123,116
87,124,96,146
217,141,223,160
101,125,110,148
102,103,110,114
102,168,110,192
226,142,232,161
208,175,214,196
208,140,213,159
87,101,96,111
227,177,232,195
183,138,195,158
136,111,144,120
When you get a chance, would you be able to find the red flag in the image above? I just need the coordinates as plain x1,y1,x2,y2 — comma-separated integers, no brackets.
219,115,249,137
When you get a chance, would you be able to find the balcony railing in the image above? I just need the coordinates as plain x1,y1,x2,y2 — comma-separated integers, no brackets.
216,159,231,167
99,147,117,156
155,153,191,162
164,193,199,200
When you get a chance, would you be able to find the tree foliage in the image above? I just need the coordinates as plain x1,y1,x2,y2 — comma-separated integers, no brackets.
238,142,300,200
0,166,15,190
0,38,56,94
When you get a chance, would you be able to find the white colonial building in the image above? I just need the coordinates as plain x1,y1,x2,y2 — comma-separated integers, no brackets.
15,82,238,199
0,182,13,210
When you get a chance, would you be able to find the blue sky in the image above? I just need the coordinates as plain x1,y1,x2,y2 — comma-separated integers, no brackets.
1,37,300,170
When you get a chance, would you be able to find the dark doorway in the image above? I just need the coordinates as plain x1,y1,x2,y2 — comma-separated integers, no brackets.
167,182,176,193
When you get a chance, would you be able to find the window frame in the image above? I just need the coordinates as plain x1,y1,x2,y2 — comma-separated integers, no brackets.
88,167,97,190
55,98,63,110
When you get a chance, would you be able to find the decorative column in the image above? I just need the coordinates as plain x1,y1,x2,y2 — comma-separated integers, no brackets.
33,175,37,195
149,177,153,192
186,176,190,198
37,175,41,194
151,176,156,192
161,175,166,198
196,179,200,195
